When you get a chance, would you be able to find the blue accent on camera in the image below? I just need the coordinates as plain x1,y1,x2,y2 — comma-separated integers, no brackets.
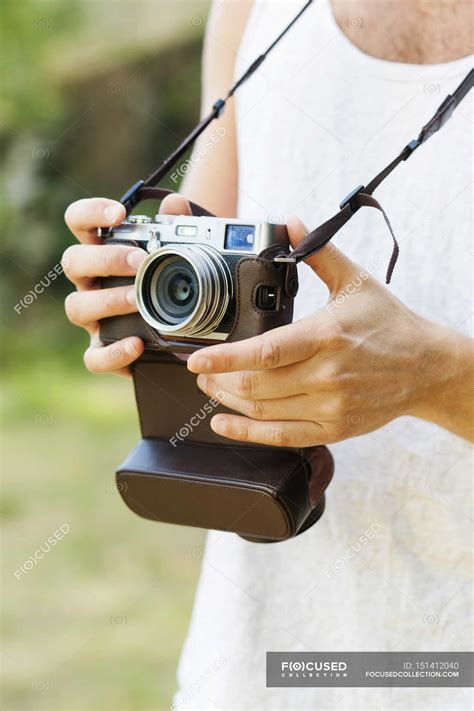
224,224,256,251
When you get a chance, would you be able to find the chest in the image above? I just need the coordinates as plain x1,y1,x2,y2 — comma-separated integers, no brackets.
330,0,472,63
235,2,472,329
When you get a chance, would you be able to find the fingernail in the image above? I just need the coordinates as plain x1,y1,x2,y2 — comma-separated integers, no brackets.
126,288,136,305
103,205,123,225
125,339,138,356
197,374,209,391
211,415,226,435
188,356,213,373
127,250,145,271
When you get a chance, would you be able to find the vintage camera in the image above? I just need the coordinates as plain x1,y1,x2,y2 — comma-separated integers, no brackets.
101,212,299,353
90,0,344,543
98,209,335,544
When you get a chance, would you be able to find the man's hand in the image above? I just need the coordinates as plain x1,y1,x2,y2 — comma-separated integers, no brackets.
63,194,191,375
188,216,474,445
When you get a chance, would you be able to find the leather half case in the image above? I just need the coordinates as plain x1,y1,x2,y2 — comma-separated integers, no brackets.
116,354,334,542
99,244,299,354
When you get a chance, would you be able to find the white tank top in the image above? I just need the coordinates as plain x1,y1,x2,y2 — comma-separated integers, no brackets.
174,2,473,709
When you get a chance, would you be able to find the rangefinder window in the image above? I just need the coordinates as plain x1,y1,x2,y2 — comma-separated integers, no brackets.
176,225,198,237
224,224,255,251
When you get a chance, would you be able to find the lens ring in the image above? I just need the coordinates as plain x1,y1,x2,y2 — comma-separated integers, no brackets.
135,244,232,337
196,244,233,332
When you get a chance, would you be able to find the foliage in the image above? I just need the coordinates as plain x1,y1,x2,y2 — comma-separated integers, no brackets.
1,0,84,129
1,2,203,366
1,2,209,708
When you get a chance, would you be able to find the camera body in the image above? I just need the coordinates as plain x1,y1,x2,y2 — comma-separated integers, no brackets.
100,213,299,354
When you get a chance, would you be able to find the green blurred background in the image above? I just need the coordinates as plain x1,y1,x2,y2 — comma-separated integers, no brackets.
1,2,212,708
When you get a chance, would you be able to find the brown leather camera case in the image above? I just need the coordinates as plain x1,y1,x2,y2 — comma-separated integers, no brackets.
100,192,334,542
114,353,334,542
100,242,299,354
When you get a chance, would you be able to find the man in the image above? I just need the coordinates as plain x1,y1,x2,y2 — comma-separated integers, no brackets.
64,1,473,708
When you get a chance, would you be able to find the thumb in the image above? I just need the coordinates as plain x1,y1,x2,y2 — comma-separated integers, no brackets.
287,214,361,294
159,192,193,216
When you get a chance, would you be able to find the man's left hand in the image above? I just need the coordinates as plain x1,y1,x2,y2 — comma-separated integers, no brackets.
187,216,469,446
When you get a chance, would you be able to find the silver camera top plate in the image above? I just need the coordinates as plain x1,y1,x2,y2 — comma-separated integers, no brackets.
110,214,288,256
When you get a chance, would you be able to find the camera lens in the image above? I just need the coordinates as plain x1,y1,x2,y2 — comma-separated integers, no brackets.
135,245,232,337
153,259,199,323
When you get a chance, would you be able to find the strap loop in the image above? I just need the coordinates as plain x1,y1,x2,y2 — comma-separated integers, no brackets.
120,179,145,211
212,98,226,117
339,184,365,213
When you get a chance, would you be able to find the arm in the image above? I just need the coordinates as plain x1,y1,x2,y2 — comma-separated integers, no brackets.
408,323,474,441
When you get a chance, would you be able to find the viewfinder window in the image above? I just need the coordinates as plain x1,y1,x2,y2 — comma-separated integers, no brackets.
224,224,255,251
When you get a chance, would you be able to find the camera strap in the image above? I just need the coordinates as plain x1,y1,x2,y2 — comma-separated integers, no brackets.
120,0,315,213
278,68,474,282
117,0,473,284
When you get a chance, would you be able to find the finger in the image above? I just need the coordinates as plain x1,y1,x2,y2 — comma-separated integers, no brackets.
83,337,144,374
199,376,311,421
61,244,146,286
65,285,137,327
210,414,326,447
187,320,317,374
64,198,126,244
159,193,192,216
197,366,308,401
287,215,361,293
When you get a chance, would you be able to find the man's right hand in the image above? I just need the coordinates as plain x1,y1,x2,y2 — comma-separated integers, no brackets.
63,194,192,376
63,197,146,376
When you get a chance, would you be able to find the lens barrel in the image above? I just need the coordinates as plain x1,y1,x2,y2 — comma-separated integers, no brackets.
135,244,232,337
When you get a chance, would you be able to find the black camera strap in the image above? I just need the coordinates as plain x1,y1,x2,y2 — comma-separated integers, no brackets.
118,0,473,284
120,0,315,213
280,68,474,282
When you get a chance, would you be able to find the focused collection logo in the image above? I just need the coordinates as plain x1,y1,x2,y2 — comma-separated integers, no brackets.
267,652,471,688
281,660,348,678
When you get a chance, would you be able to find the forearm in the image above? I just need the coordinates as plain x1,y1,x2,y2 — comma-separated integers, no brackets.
409,321,474,441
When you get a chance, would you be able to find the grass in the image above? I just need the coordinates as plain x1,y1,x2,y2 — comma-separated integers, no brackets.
1,361,205,710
